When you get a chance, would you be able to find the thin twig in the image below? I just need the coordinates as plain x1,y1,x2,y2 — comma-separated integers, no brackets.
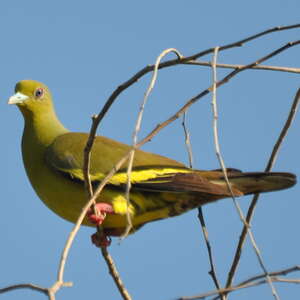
198,47,225,300
225,88,300,292
83,115,96,198
81,25,300,139
136,40,300,148
100,250,131,300
182,110,223,295
210,46,281,300
179,265,300,300
180,277,300,300
239,265,300,286
197,209,224,296
0,283,49,295
265,87,300,171
122,48,183,238
182,112,194,168
0,281,71,300
185,60,300,74
101,248,132,300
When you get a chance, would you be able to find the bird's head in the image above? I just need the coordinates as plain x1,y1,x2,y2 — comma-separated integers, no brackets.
8,80,54,117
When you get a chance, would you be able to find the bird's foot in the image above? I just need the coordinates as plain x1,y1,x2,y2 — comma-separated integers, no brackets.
87,203,114,247
87,203,114,225
91,232,112,248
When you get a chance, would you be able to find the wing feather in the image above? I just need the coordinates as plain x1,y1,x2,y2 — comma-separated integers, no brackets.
45,132,187,185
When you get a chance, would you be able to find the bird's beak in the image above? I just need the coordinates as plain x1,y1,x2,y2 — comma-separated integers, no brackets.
8,92,29,105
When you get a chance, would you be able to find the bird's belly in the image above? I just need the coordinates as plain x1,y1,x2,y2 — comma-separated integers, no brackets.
25,164,171,230
27,166,89,224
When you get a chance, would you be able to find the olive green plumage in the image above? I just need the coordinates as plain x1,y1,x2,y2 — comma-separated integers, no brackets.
9,80,296,236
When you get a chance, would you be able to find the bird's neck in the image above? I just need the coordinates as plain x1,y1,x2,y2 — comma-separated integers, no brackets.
21,108,68,149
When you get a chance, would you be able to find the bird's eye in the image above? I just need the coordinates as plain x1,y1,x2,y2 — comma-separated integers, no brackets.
35,88,44,99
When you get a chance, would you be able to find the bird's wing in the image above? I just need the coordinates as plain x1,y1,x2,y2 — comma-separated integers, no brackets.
45,132,187,185
45,132,243,196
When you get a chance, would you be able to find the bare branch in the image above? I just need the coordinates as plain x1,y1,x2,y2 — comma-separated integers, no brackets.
48,26,300,300
239,265,300,286
211,46,283,300
185,60,300,74
179,265,300,300
84,25,300,136
225,88,300,291
205,47,226,300
122,48,183,238
265,87,300,171
197,208,223,297
182,109,223,295
181,277,300,300
0,283,49,295
101,248,132,300
182,112,194,168
51,40,300,300
136,41,300,147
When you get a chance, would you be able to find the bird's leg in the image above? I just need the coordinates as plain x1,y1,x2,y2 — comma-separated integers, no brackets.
87,203,114,247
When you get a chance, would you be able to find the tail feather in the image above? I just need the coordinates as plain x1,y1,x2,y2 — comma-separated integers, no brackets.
213,172,296,195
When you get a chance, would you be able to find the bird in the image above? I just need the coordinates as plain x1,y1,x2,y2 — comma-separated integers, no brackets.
8,80,296,246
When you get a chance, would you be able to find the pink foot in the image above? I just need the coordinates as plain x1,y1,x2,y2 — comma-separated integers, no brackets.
87,203,114,225
91,232,112,247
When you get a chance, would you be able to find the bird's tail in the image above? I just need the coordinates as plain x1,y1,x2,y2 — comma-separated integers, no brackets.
213,172,296,195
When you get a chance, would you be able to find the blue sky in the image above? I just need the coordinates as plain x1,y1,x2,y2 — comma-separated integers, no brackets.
1,1,300,299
